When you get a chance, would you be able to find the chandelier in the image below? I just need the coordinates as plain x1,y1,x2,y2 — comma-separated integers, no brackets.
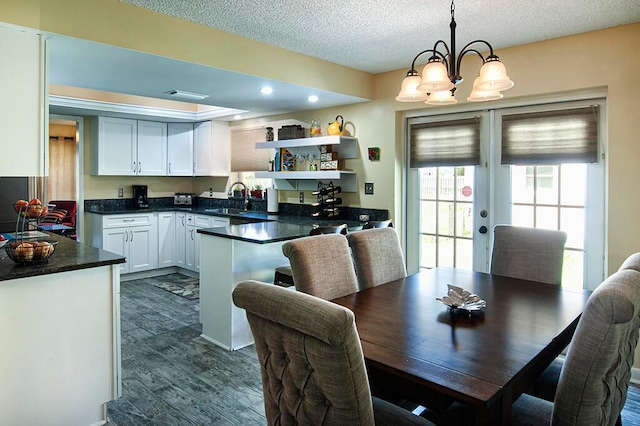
396,0,513,105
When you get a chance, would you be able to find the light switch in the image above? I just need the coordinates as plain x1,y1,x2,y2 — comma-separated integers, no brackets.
364,182,374,195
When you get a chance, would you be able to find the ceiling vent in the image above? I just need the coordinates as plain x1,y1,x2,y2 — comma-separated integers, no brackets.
165,90,210,101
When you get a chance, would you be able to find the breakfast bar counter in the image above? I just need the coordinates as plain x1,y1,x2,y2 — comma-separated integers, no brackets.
0,233,125,426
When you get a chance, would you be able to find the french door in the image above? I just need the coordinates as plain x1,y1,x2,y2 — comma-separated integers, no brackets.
406,100,605,290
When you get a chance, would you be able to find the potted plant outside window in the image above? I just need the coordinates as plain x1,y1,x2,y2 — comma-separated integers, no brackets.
251,185,263,199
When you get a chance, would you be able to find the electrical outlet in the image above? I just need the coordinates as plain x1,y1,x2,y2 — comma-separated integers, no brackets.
299,191,304,203
364,182,374,195
359,214,370,222
118,187,124,198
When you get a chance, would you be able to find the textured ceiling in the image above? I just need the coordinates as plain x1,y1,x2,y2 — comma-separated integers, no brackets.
121,0,640,74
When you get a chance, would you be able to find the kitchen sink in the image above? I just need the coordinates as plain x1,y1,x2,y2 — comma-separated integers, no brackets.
205,208,246,215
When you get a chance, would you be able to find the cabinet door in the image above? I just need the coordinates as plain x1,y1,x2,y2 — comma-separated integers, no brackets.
185,225,197,271
167,123,194,176
96,117,137,175
137,121,167,176
158,212,175,267
0,25,47,176
193,121,230,176
175,212,187,268
128,226,158,273
103,228,129,273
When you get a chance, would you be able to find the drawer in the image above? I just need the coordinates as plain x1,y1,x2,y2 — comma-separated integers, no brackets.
103,213,155,228
194,215,212,228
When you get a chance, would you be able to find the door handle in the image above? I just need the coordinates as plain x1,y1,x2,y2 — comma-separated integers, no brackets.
130,230,134,241
169,162,172,174
138,162,141,173
125,230,128,242
132,161,136,172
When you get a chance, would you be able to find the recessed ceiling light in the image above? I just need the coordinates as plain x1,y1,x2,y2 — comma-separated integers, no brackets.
260,87,273,95
234,115,242,120
164,90,210,100
308,95,319,103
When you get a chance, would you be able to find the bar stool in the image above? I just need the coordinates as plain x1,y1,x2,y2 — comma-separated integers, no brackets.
362,219,393,229
274,224,348,287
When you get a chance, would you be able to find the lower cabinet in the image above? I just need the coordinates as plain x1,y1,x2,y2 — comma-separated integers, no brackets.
100,214,158,274
87,211,229,274
158,212,176,267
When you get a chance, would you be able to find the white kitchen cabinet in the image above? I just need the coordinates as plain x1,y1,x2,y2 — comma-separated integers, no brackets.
194,120,230,176
91,213,158,274
137,120,168,175
167,122,194,176
158,212,176,267
254,135,358,192
184,214,229,272
0,24,48,177
175,211,187,268
90,118,168,176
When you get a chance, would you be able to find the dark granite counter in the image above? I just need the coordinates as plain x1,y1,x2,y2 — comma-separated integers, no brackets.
86,205,363,243
0,233,125,282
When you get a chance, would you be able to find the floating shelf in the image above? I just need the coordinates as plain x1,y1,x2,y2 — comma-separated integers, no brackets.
255,171,357,192
255,135,358,159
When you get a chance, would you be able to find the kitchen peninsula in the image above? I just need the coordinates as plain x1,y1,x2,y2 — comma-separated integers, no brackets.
0,233,125,426
198,217,362,350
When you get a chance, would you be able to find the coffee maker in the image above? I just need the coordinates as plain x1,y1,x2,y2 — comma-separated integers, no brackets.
132,185,149,209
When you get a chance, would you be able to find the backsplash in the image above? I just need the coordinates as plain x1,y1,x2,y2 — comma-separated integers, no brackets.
85,197,388,222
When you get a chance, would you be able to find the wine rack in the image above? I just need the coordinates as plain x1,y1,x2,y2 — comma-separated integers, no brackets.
311,182,342,218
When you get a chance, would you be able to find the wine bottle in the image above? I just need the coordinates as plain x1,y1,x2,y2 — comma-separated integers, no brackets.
312,186,342,196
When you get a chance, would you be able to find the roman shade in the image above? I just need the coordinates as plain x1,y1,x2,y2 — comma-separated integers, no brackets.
231,128,272,172
409,118,480,168
501,106,599,165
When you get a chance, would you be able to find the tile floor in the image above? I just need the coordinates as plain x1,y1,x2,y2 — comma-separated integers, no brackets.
108,274,640,425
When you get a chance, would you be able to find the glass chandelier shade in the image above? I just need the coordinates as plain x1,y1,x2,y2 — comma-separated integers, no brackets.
416,60,455,92
396,0,513,106
395,72,428,102
425,89,458,105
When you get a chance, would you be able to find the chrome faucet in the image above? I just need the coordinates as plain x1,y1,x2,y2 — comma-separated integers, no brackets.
229,181,249,210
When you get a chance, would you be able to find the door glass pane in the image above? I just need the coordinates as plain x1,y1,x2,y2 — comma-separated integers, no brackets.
419,167,475,270
562,250,584,290
512,166,534,204
560,208,585,250
560,164,586,206
535,166,558,205
536,206,558,230
512,205,534,227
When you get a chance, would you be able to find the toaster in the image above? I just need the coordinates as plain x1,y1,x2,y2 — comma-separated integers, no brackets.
174,193,193,206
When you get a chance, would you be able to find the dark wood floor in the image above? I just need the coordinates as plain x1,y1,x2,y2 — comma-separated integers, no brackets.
108,274,640,425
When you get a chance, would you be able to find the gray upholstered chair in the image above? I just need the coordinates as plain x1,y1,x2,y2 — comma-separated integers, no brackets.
427,256,640,425
232,280,434,426
282,233,358,300
274,224,348,287
491,225,567,285
347,227,407,291
530,252,640,406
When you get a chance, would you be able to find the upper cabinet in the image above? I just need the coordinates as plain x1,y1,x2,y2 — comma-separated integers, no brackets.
89,117,168,176
255,135,358,192
194,121,230,177
90,118,230,177
0,25,48,176
167,123,193,176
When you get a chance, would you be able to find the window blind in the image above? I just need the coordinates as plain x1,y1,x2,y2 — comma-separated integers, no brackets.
231,128,273,172
501,106,598,165
409,118,480,168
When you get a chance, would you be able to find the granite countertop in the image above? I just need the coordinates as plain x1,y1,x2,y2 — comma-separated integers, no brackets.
0,233,125,282
86,205,362,243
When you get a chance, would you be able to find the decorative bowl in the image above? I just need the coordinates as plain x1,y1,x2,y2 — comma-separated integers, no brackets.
4,240,58,264
436,284,486,312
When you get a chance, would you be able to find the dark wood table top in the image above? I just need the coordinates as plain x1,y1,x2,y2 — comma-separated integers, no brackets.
331,268,592,425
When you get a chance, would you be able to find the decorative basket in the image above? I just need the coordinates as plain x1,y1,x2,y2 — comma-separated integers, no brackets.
278,125,306,140
4,240,58,264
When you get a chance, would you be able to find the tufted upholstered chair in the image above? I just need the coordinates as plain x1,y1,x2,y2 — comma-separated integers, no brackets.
491,225,567,285
347,227,407,291
232,280,434,426
282,233,358,300
274,224,348,287
529,252,640,408
426,254,640,425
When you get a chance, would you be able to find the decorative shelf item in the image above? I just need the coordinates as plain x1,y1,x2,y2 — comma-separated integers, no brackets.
311,182,342,218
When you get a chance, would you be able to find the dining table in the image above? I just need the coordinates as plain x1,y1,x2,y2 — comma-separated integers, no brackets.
331,267,592,425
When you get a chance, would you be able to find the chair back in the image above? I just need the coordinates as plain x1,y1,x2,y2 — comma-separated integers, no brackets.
490,225,567,285
362,220,393,229
47,200,77,228
347,227,407,290
282,233,358,300
232,280,376,425
552,263,640,425
618,252,640,273
309,224,348,236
